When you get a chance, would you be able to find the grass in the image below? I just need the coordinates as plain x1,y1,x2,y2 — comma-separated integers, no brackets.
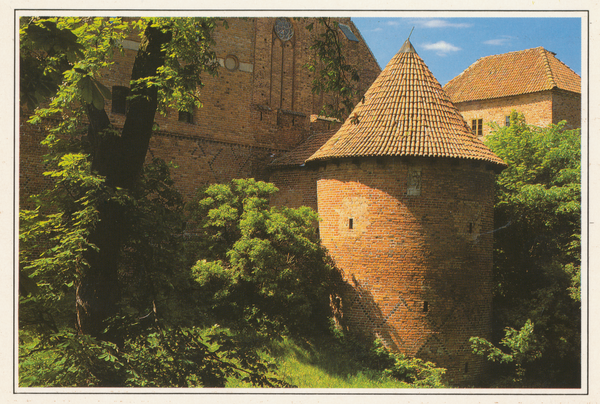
226,335,413,388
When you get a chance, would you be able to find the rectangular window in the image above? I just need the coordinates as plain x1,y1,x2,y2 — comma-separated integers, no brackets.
471,119,483,137
178,110,194,124
348,218,354,230
407,167,422,196
505,116,511,126
111,86,129,114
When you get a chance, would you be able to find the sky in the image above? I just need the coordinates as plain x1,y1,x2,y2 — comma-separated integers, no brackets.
351,15,583,86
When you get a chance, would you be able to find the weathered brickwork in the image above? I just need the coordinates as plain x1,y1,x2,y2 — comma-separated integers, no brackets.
315,156,496,386
146,133,282,200
269,167,319,210
456,89,580,138
552,89,581,129
21,18,381,202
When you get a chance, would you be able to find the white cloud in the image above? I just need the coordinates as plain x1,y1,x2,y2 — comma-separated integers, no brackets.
422,41,462,56
386,20,401,26
483,36,514,46
416,19,472,29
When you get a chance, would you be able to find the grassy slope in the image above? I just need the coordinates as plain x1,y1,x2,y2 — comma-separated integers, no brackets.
227,336,412,388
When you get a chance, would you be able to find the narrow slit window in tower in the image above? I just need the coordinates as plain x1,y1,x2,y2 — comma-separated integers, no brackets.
349,218,354,230
423,301,428,312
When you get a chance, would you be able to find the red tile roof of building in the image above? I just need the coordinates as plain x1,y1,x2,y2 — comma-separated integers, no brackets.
444,47,581,103
307,40,506,166
270,129,337,167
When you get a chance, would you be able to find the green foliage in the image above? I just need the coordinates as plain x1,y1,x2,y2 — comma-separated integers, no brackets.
470,319,542,386
20,325,287,387
20,331,124,387
120,325,287,387
19,16,445,388
19,17,85,110
368,340,446,388
242,335,442,388
305,18,361,120
23,17,131,117
19,156,285,386
482,112,581,387
148,18,223,115
186,178,338,337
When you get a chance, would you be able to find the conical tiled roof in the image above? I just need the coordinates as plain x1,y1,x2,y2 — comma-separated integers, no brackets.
307,40,506,166
444,47,580,103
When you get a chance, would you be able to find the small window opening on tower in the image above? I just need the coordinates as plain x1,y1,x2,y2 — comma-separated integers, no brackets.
423,301,428,312
348,218,354,229
465,362,469,373
469,223,473,233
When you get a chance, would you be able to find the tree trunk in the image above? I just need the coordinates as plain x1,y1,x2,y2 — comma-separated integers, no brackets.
75,24,172,343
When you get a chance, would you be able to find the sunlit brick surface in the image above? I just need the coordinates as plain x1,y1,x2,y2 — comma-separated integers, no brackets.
317,157,496,386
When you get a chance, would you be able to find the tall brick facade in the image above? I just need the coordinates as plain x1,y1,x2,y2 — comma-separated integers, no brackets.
444,47,581,138
20,18,381,203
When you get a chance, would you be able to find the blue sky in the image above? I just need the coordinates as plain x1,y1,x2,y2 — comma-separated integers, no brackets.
351,16,583,86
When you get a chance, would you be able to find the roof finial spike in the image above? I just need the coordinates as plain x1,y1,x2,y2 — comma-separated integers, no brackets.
399,30,417,54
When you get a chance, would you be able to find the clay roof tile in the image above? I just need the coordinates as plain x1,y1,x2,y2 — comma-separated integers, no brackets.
444,47,580,103
307,40,505,166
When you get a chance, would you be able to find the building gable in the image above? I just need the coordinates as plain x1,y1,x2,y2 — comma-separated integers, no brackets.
444,47,581,104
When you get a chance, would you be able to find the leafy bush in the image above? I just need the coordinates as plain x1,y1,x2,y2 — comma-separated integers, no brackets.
481,112,581,387
470,319,542,387
19,155,286,386
186,179,339,337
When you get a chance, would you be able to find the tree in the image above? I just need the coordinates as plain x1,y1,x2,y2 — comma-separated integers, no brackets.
19,17,360,387
21,17,222,341
185,178,340,337
304,18,361,120
470,320,542,386
474,112,581,387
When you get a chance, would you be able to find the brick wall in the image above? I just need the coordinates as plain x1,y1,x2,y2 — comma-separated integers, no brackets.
146,132,282,200
315,156,496,386
552,89,581,129
102,18,379,150
455,89,580,138
456,91,552,138
269,166,320,210
21,17,381,203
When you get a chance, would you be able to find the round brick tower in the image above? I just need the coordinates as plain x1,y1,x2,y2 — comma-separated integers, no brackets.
306,39,506,386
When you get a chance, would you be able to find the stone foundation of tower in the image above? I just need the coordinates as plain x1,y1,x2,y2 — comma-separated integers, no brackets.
316,156,497,386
